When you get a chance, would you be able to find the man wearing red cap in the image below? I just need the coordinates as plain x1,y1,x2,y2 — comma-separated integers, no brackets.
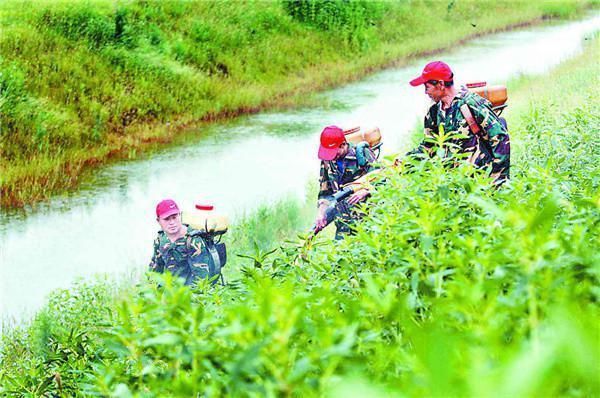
315,126,376,238
149,199,219,285
407,61,510,184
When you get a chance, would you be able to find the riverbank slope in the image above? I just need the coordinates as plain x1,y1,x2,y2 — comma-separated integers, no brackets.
1,29,598,397
0,0,593,207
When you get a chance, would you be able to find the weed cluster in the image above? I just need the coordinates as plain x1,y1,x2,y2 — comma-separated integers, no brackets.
282,0,387,49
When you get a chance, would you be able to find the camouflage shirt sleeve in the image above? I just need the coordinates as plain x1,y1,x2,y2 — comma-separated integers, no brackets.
318,160,338,201
149,235,165,273
465,94,511,183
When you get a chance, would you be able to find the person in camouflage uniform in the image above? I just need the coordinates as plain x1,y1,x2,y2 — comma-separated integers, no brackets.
149,199,219,285
408,61,510,185
315,126,377,239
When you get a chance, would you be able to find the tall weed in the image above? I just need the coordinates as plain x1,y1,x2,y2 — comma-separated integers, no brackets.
282,0,388,49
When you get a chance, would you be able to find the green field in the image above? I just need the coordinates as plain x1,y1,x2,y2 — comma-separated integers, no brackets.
0,0,593,207
1,26,598,397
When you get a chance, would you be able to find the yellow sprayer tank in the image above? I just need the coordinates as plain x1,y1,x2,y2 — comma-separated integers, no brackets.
182,205,229,235
344,126,382,148
466,82,507,108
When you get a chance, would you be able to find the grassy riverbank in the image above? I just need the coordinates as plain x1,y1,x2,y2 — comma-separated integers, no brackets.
2,29,598,397
0,0,594,207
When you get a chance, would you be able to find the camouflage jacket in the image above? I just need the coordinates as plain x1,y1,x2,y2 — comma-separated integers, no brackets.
149,225,217,285
318,142,377,201
409,88,510,184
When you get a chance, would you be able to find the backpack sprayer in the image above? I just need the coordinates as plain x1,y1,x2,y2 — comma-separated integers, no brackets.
344,126,383,159
466,81,508,114
182,204,228,284
466,82,508,130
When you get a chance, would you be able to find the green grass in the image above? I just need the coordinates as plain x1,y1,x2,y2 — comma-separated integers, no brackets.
223,185,318,279
0,0,594,207
1,30,598,398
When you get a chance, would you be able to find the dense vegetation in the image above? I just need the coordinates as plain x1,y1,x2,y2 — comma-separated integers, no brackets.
0,0,593,207
1,29,598,397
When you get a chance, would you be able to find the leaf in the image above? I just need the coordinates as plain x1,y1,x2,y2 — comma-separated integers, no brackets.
142,333,182,347
113,383,134,398
289,357,313,381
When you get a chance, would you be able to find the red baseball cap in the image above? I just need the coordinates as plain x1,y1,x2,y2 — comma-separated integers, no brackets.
156,199,180,219
409,61,454,86
318,125,346,161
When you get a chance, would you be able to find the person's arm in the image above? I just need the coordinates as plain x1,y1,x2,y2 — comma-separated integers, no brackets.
469,97,510,184
347,188,370,206
317,161,336,200
149,237,165,273
316,161,336,227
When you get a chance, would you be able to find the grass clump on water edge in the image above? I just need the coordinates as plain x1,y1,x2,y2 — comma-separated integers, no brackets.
2,36,599,397
0,0,594,207
223,184,319,279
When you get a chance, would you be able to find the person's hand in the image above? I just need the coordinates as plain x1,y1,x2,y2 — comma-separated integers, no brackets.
314,213,328,232
347,188,370,206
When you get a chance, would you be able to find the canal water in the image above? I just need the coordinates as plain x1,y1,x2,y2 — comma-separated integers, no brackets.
1,14,599,323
